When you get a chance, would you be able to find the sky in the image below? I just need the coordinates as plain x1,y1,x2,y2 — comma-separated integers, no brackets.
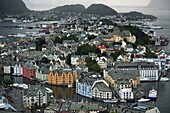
22,0,151,11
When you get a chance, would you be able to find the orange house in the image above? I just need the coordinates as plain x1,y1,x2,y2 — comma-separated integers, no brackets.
47,69,79,86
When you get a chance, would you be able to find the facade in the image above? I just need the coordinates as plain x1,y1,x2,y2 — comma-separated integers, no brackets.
12,63,23,76
76,72,112,99
96,57,107,69
22,85,47,108
23,61,37,78
36,66,49,81
114,62,159,81
103,69,140,88
48,68,79,85
119,88,134,100
92,81,112,99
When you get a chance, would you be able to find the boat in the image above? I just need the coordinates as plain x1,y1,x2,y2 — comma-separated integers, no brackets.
138,98,150,102
148,87,157,101
160,77,169,82
46,87,53,93
103,98,118,103
120,99,127,103
67,84,73,88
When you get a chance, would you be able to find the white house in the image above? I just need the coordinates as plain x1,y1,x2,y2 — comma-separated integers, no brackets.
96,57,107,69
119,88,134,100
12,63,23,76
23,85,48,108
92,80,112,99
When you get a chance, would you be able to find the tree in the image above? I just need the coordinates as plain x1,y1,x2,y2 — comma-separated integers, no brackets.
3,79,13,85
35,38,46,51
85,57,101,73
76,44,96,55
88,35,97,40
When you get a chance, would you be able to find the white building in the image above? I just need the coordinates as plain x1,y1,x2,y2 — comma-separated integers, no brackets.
12,63,23,76
119,88,134,100
23,85,48,108
115,62,159,81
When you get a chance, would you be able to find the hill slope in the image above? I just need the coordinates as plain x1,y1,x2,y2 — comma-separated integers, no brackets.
0,0,30,15
51,4,86,13
85,4,118,16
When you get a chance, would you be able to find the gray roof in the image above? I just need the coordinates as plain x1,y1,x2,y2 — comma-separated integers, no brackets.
25,85,46,97
60,103,70,111
94,82,111,92
52,68,78,75
78,72,102,85
70,103,99,111
114,62,157,69
108,69,138,80
45,103,60,112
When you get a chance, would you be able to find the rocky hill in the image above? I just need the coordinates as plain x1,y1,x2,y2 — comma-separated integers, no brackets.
0,0,30,15
85,4,118,16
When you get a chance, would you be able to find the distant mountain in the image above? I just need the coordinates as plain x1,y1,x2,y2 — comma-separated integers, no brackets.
85,4,118,16
0,0,30,15
51,4,86,13
122,11,157,20
51,4,118,16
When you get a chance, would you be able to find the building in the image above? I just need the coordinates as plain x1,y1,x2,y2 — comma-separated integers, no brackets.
119,88,134,100
22,85,47,108
12,63,23,76
114,62,159,81
23,61,37,79
47,68,79,86
103,69,140,88
36,66,50,81
44,103,60,113
76,72,112,99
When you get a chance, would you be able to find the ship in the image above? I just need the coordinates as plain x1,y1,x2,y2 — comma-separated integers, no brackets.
148,87,157,101
160,77,169,82
138,98,150,103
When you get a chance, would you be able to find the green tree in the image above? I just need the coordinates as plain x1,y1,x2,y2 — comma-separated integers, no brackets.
3,79,13,85
76,44,96,55
35,38,46,51
85,57,101,73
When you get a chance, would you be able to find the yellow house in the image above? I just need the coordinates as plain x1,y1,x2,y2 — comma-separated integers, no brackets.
48,69,79,86
103,69,140,88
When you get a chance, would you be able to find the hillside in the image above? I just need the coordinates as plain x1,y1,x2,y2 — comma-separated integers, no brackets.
85,4,118,16
122,11,157,20
51,4,86,13
0,0,30,15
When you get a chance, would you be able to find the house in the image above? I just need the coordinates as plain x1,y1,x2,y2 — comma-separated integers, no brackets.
92,81,112,99
44,103,60,113
23,61,37,79
124,44,134,52
77,64,88,72
97,45,106,53
103,69,140,88
36,66,50,81
120,30,136,43
76,72,112,100
119,88,134,100
96,57,107,69
47,68,79,86
12,63,23,76
59,103,99,113
114,62,159,81
3,62,12,74
22,85,48,108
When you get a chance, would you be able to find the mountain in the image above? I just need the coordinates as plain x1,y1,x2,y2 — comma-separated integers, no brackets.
51,4,86,13
122,11,157,20
51,4,117,16
85,4,118,16
0,0,30,15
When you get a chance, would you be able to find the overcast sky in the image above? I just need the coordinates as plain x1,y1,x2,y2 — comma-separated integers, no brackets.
22,0,151,10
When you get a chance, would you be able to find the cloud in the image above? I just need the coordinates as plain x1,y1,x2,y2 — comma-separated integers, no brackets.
23,0,151,10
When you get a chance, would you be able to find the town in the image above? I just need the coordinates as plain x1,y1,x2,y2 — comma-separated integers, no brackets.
0,4,169,113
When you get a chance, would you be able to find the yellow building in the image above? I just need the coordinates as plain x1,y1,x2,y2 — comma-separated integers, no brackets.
102,35,122,44
103,69,140,88
47,69,79,86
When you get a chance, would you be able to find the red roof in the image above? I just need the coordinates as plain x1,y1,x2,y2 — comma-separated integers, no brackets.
98,45,106,49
